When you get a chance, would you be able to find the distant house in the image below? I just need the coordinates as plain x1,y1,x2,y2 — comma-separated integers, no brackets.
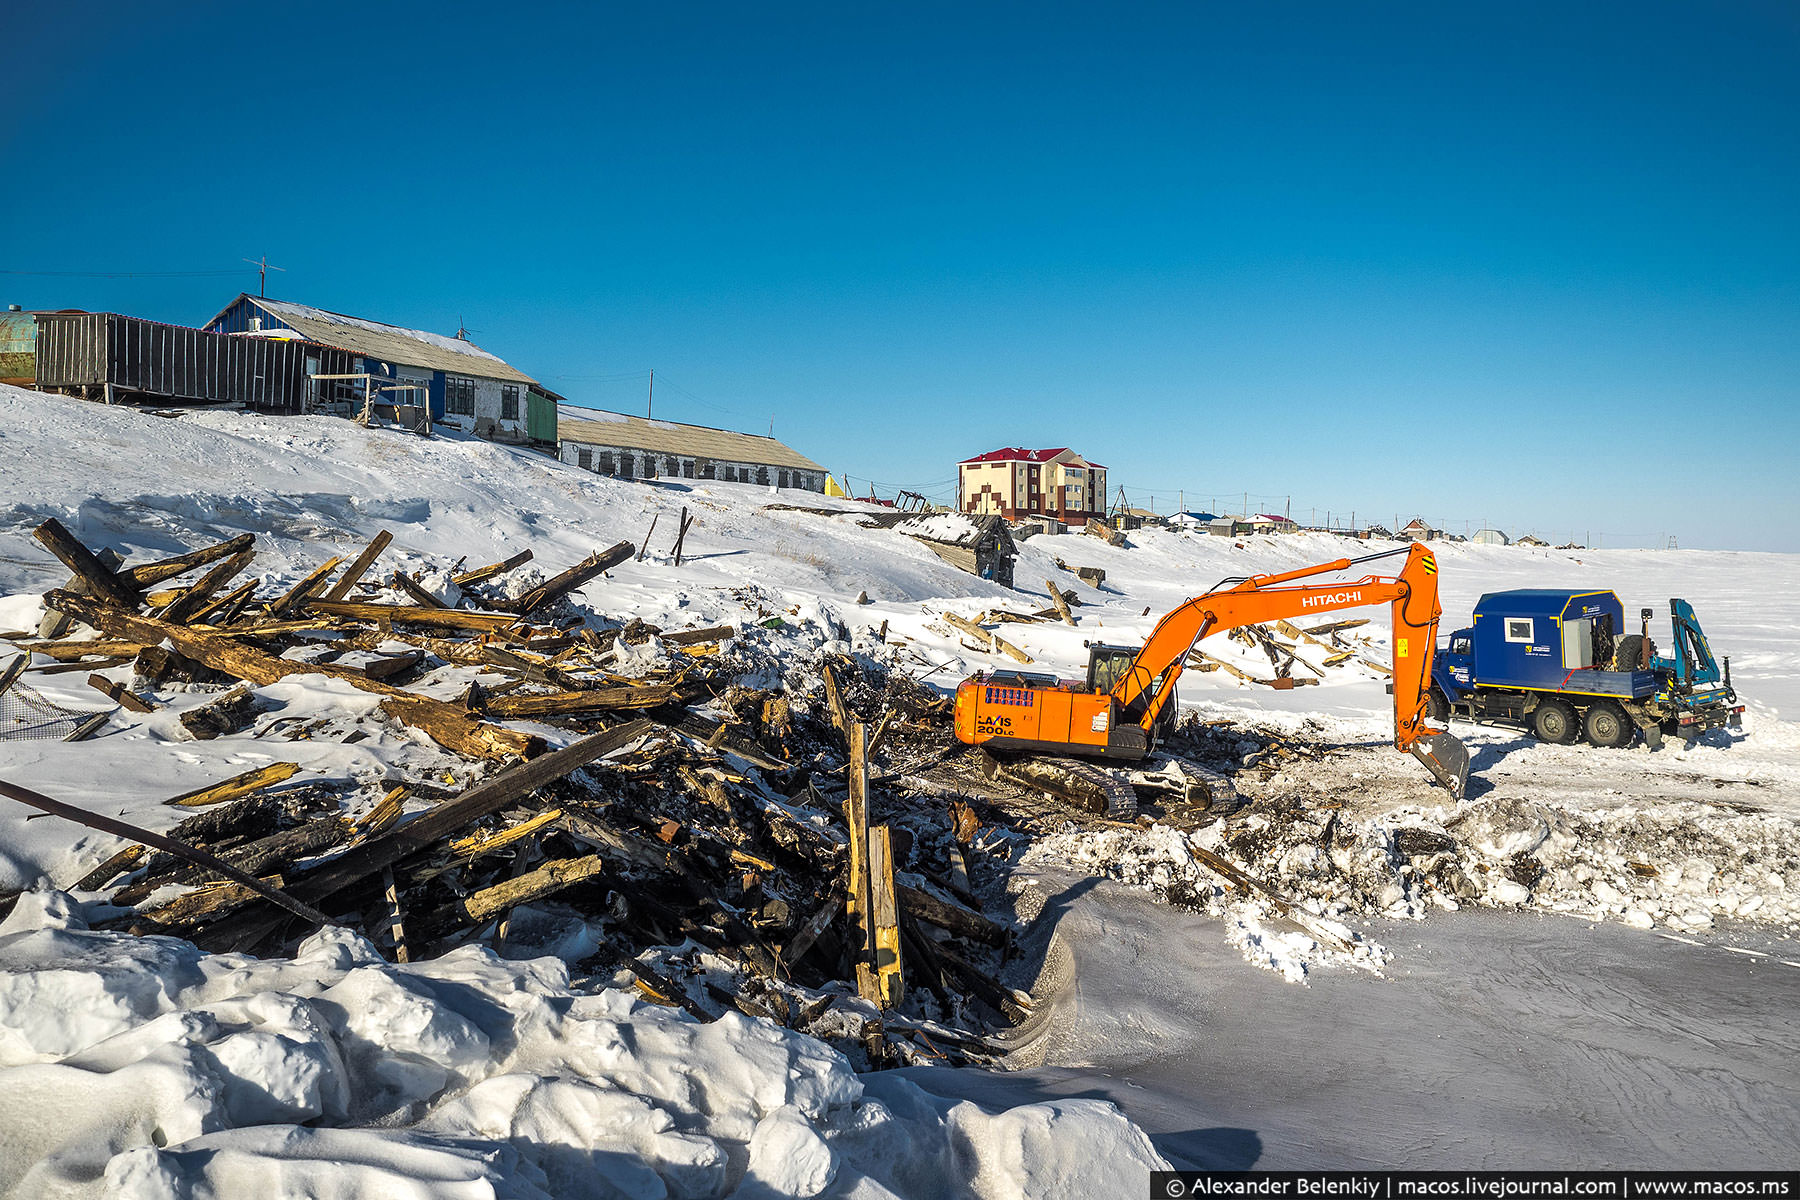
1252,513,1298,533
957,447,1106,524
204,295,549,442
1471,528,1510,546
1358,524,1393,541
558,408,827,491
1209,516,1254,537
1516,534,1549,547
1169,511,1217,531
1401,518,1443,542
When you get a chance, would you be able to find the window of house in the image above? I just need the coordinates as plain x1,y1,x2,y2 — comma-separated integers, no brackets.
682,460,694,479
665,457,679,477
1505,618,1534,643
720,466,735,482
756,466,770,485
643,456,657,479
576,448,593,471
597,451,615,475
618,455,634,479
778,470,789,489
698,460,714,479
446,376,476,417
500,385,519,421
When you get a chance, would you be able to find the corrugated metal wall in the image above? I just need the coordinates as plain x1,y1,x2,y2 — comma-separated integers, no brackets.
33,313,354,414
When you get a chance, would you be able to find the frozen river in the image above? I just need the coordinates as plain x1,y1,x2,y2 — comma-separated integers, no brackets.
895,875,1800,1169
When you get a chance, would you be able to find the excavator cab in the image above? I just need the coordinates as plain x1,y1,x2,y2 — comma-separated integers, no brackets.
1085,644,1140,694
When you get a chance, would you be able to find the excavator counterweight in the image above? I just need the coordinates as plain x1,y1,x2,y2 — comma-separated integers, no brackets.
953,543,1470,798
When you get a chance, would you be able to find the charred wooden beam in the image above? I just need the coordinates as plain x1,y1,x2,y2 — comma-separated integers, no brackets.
897,883,1006,946
391,570,449,609
87,673,153,713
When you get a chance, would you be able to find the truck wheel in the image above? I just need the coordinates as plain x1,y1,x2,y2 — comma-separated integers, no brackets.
1614,634,1650,672
1427,687,1450,723
1583,701,1632,748
1532,698,1577,744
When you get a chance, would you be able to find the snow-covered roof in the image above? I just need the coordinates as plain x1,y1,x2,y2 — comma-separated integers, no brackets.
558,407,825,472
207,295,537,385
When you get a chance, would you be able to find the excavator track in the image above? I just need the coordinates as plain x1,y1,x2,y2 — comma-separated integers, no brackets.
980,752,1139,819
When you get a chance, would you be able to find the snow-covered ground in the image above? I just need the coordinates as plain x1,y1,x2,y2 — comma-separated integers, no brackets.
1,385,1797,1188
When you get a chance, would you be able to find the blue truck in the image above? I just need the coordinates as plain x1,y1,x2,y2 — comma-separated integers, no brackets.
1429,589,1742,749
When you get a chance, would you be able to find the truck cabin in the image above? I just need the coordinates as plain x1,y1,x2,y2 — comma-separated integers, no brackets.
1464,589,1628,686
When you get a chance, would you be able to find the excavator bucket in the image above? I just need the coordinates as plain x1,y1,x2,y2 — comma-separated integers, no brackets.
1411,731,1470,799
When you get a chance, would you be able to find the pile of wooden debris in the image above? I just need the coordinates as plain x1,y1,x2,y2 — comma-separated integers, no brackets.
0,518,1040,1068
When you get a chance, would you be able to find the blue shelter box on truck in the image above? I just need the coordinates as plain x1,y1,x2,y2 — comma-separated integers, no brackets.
1433,588,1740,749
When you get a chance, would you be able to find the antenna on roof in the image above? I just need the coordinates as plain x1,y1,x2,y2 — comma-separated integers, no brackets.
454,316,480,342
242,256,285,297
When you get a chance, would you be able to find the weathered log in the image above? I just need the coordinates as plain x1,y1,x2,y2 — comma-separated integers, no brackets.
191,580,259,626
1044,579,1076,626
942,612,1032,663
268,557,343,618
46,591,540,760
306,599,524,632
165,761,301,808
391,571,449,609
483,685,677,718
122,533,257,590
662,624,734,646
456,854,606,925
34,520,139,610
0,776,331,928
557,803,682,876
506,541,634,616
362,649,425,681
116,813,350,907
323,530,393,601
0,653,27,701
897,883,1006,946
14,640,146,662
452,549,532,587
157,548,256,625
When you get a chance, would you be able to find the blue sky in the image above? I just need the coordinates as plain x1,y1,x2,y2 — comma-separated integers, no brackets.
7,2,1797,549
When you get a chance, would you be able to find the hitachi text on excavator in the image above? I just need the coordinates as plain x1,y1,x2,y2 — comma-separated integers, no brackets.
953,543,1472,799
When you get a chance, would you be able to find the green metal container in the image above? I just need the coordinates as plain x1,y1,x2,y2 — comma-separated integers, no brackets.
526,389,558,443
0,311,35,384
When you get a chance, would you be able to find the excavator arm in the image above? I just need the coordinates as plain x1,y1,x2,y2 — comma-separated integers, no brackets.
1112,542,1469,796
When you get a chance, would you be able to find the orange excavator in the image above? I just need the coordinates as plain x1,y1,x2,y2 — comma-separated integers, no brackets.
953,543,1471,801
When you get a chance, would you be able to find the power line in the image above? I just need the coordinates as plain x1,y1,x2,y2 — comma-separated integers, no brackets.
0,268,254,278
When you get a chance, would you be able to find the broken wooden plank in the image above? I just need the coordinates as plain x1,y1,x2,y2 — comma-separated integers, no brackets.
452,549,533,587
191,580,259,626
0,775,332,928
306,600,524,632
636,516,659,563
276,722,653,915
47,591,541,760
0,653,26,701
62,712,111,741
896,883,1006,945
268,557,343,618
670,507,695,567
323,530,393,601
391,571,449,609
382,866,410,963
508,541,634,616
157,548,256,625
165,762,301,808
34,519,139,610
845,720,877,1001
483,684,678,718
361,649,425,681
1044,580,1076,626
868,825,904,1008
942,611,1033,663
782,895,843,968
458,854,606,925
87,673,153,713
121,534,256,591
1191,649,1263,684
662,625,734,647
1084,518,1126,548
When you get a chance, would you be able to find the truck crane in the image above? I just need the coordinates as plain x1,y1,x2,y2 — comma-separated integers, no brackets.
953,543,1471,805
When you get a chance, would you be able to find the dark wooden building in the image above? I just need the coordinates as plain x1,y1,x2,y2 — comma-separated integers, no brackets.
31,312,355,414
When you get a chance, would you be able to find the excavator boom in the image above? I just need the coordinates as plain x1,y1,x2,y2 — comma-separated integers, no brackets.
953,543,1470,797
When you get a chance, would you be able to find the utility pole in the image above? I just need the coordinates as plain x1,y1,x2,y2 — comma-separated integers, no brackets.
647,369,654,419
242,256,284,297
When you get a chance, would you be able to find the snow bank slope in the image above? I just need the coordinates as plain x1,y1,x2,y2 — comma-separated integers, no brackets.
0,892,1164,1199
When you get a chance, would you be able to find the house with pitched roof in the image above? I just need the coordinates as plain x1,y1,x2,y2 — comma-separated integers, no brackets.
203,295,552,442
956,447,1107,524
557,407,828,491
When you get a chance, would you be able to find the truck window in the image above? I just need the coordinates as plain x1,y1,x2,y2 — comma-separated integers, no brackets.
1505,618,1533,643
1451,634,1471,656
